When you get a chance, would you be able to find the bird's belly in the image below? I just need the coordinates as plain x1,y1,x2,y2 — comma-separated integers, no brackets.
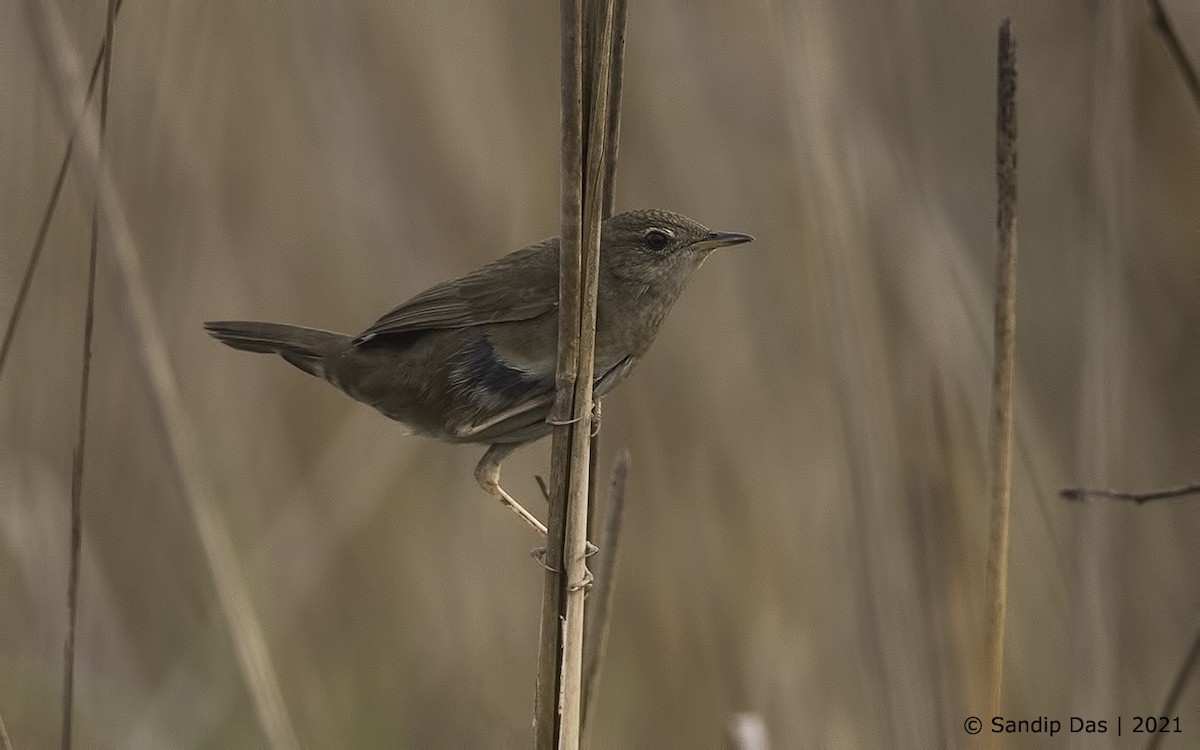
327,330,487,440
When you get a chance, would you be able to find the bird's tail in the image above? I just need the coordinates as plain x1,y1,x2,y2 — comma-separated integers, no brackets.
203,320,350,378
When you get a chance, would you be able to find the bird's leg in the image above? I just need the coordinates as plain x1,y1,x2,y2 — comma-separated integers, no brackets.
530,477,600,564
531,473,598,558
474,444,548,536
476,446,600,562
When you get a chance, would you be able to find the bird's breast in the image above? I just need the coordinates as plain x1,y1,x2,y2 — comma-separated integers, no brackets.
594,282,679,366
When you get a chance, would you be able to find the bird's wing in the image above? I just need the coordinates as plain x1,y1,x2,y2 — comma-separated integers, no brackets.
354,238,559,344
454,354,635,444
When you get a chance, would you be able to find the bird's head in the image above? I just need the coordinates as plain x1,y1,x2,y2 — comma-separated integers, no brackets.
600,209,753,285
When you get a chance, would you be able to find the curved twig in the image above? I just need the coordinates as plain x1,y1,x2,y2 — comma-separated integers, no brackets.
1061,482,1200,504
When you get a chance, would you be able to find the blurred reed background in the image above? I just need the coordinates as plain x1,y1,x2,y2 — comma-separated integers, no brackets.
2,1,1198,746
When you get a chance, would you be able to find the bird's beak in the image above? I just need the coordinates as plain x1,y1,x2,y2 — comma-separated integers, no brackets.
693,230,755,252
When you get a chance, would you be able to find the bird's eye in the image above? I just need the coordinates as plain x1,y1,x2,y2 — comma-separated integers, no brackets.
643,229,669,251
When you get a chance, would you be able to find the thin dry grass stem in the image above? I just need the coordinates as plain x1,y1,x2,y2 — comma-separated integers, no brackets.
984,17,1017,720
599,0,627,220
585,430,601,544
537,0,582,737
23,3,300,747
583,0,625,603
535,0,621,745
1061,482,1200,504
1147,0,1200,112
0,0,126,385
558,3,616,747
0,706,11,750
1146,620,1200,750
534,2,584,744
60,3,117,747
581,449,630,738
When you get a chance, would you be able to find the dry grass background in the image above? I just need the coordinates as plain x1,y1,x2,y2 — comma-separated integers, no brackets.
2,1,1198,746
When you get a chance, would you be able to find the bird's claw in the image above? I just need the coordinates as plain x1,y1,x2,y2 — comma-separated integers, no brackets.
530,542,598,571
530,546,559,572
546,402,602,433
567,568,594,592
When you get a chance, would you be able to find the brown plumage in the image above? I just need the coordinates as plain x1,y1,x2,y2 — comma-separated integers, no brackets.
205,208,752,536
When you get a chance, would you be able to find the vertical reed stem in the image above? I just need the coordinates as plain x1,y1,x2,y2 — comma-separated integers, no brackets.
61,2,117,746
535,1,622,746
984,16,1018,720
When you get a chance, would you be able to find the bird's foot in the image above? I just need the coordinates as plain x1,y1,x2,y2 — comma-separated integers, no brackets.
529,541,599,572
567,567,594,592
544,400,602,435
530,546,558,572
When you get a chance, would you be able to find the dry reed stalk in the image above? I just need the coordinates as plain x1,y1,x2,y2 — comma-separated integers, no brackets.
557,4,616,746
60,2,117,746
532,1,583,743
598,0,627,220
581,449,630,738
22,2,300,746
0,0,126,384
582,0,626,544
984,17,1017,719
534,0,621,745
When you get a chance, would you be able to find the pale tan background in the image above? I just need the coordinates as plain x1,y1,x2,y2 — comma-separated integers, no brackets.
2,1,1198,746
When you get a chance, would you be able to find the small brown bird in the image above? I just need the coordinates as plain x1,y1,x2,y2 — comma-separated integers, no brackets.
205,208,752,536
